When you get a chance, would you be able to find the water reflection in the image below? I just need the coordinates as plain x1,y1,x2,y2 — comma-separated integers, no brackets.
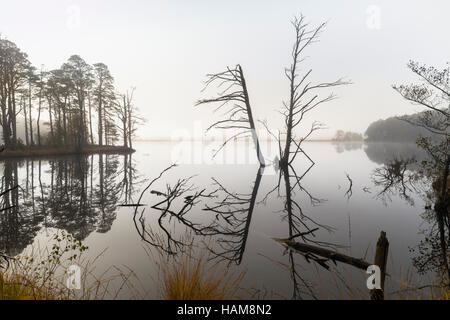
131,140,448,298
372,158,420,205
204,169,263,265
132,152,347,299
0,161,37,256
333,142,363,153
131,165,263,262
1,141,447,298
0,154,138,256
279,164,329,300
364,142,428,167
370,145,449,289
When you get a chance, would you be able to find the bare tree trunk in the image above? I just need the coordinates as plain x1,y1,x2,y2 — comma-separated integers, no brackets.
48,96,54,144
11,91,17,146
57,104,62,145
63,97,68,145
23,96,29,146
238,65,265,166
98,91,103,146
88,93,94,145
123,95,128,148
80,89,87,148
196,65,264,166
1,101,11,147
37,98,41,146
127,97,132,149
29,82,34,146
37,71,43,146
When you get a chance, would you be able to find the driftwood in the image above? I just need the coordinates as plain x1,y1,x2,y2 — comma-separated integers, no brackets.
274,238,371,271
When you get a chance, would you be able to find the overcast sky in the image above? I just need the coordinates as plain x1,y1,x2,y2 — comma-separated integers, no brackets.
1,0,449,139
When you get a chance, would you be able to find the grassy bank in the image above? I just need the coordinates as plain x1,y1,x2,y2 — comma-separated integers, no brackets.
0,145,135,160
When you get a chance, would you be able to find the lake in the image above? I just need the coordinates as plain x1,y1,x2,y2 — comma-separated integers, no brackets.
0,141,438,299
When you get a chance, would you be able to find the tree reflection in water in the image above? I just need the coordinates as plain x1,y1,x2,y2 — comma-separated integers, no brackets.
372,156,449,289
0,153,139,256
131,152,347,300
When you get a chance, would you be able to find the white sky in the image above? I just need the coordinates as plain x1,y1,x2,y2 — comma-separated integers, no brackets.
1,0,449,139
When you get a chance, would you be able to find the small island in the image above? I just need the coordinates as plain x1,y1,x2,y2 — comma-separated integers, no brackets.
0,40,141,161
332,130,364,142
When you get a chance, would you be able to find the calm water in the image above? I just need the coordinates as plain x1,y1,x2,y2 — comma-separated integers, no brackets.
0,141,437,299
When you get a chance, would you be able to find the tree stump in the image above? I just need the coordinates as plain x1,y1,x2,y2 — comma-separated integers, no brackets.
370,231,389,300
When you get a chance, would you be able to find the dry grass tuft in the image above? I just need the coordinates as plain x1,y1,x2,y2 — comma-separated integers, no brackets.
146,232,246,300
0,272,57,300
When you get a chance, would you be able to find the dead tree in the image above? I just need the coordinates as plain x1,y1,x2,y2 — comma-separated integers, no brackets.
196,65,265,166
114,88,144,149
278,16,349,169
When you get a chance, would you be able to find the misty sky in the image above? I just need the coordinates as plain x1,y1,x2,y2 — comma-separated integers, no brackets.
1,0,449,139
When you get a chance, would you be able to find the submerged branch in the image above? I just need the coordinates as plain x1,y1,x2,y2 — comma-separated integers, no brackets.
274,238,372,271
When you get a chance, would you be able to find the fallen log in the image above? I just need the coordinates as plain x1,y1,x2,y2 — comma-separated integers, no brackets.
273,238,372,271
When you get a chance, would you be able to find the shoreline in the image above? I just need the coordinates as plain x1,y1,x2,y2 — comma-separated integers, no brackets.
0,145,135,161
134,138,364,143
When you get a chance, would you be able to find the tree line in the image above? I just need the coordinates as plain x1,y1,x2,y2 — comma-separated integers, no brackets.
365,110,445,143
0,37,142,151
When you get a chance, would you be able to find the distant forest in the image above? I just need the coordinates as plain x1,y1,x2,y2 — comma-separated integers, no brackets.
365,109,447,142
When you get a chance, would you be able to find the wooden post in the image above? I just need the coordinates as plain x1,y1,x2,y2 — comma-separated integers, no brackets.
370,231,389,300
